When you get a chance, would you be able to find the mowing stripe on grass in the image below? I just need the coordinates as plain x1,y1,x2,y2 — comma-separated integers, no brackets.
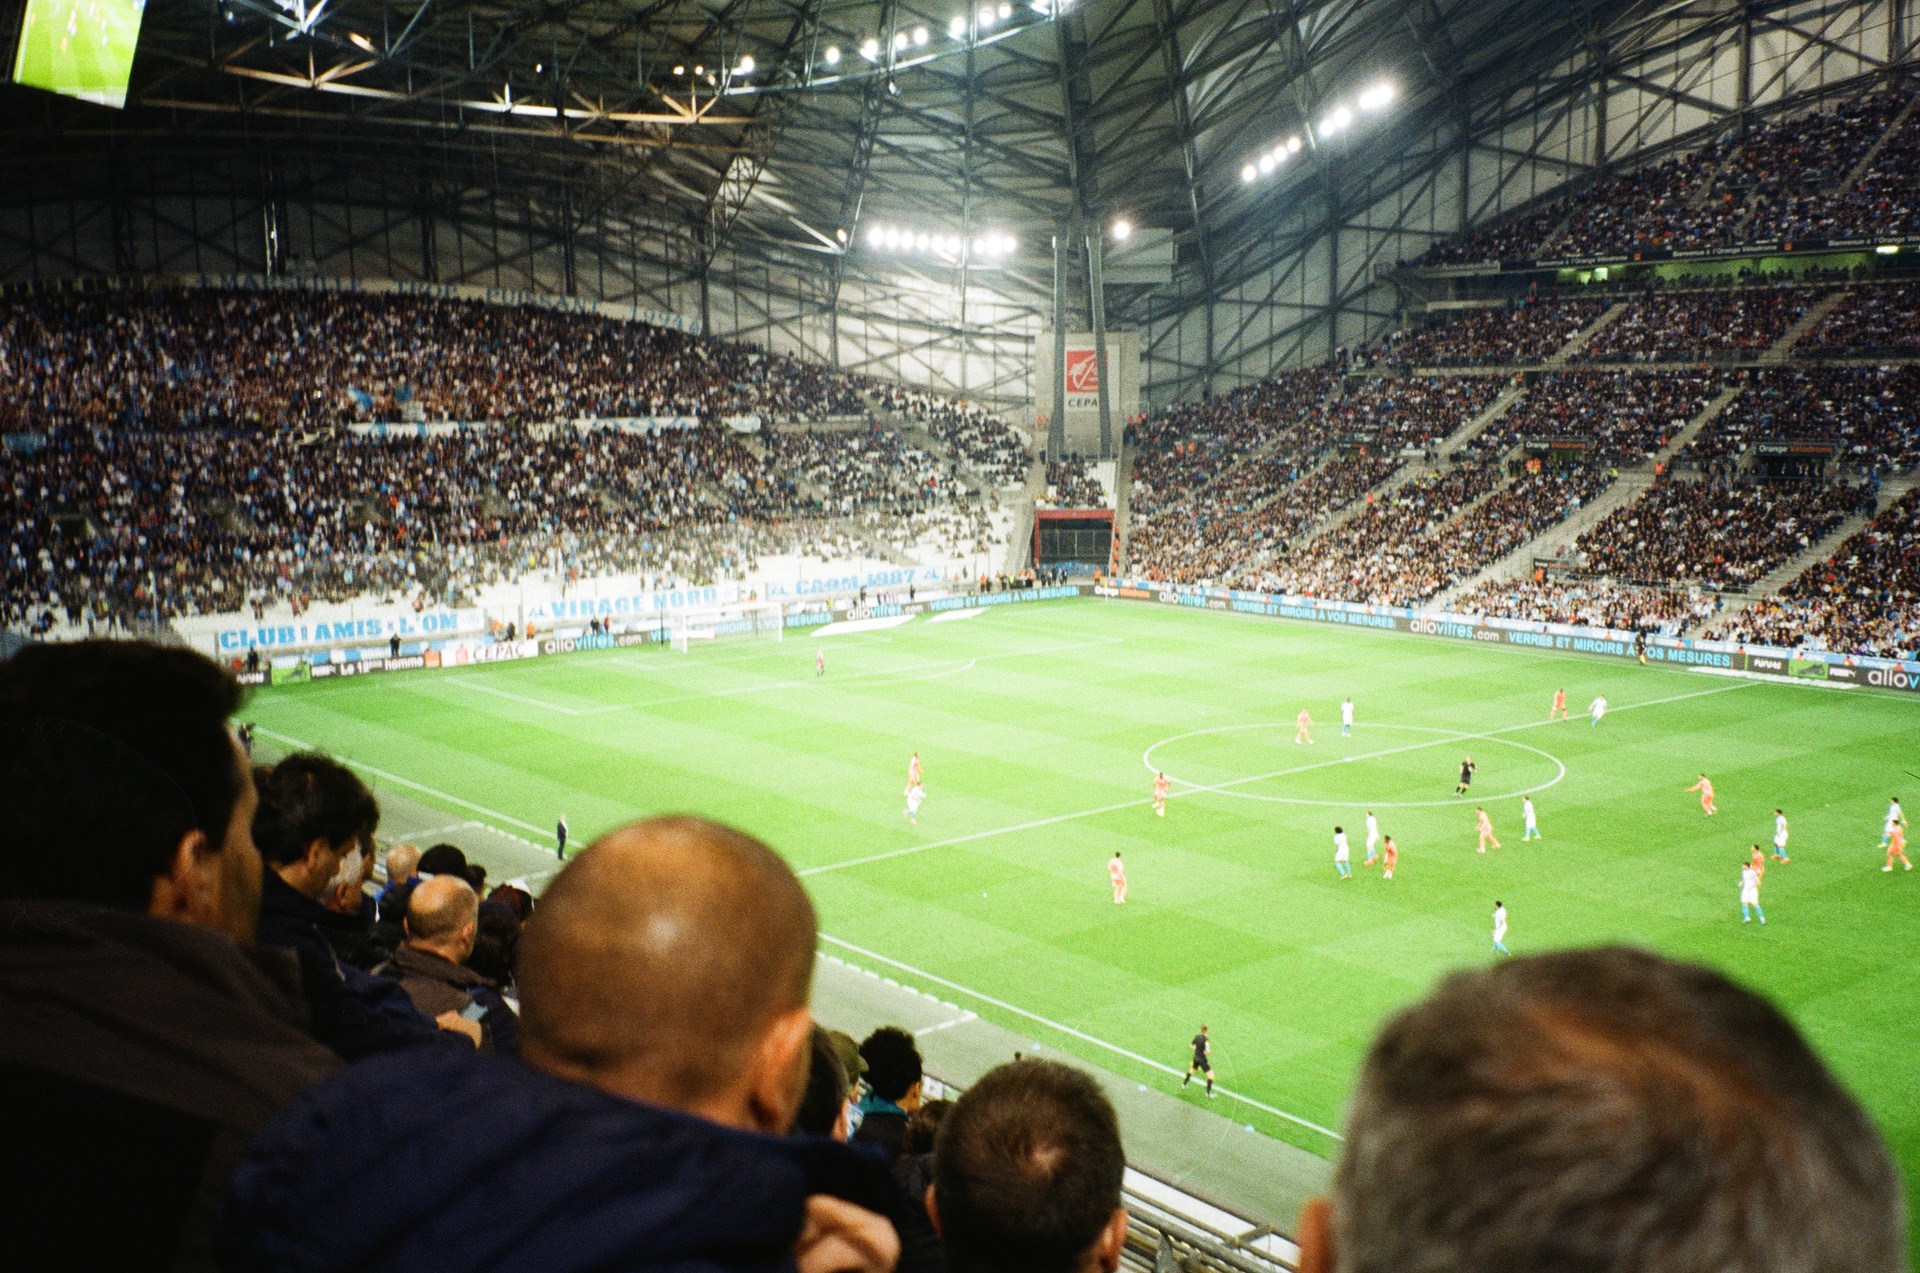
800,679,1759,878
821,934,1345,1142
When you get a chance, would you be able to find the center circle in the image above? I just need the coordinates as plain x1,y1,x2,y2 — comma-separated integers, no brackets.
1141,723,1567,808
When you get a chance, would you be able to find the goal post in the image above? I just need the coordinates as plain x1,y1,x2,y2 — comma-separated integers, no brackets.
666,600,785,652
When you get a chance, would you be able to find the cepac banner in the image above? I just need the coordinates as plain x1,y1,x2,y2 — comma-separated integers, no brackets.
1064,349,1101,409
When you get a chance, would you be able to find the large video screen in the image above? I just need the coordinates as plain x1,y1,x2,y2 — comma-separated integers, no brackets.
9,0,148,108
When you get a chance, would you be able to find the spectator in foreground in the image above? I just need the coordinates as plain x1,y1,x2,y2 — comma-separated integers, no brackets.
376,874,517,1054
855,1025,925,1162
222,816,902,1273
1293,946,1906,1273
253,754,475,1057
0,641,338,1271
928,1059,1129,1273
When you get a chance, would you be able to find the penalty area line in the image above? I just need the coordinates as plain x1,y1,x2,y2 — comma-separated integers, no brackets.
819,933,1344,1143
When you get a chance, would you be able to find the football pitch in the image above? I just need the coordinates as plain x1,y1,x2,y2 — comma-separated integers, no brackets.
247,596,1920,1240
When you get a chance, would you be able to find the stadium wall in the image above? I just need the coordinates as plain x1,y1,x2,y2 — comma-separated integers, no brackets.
1140,0,1917,409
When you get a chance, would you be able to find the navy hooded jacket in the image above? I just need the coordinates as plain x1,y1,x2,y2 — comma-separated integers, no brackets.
219,1046,905,1273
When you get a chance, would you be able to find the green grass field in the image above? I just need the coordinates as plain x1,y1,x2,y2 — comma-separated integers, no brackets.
11,0,146,108
249,596,1920,1246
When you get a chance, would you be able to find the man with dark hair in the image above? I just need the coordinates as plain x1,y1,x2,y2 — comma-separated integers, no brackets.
854,1025,924,1162
253,753,474,1057
0,641,338,1271
223,816,903,1273
929,1059,1129,1273
1294,946,1906,1273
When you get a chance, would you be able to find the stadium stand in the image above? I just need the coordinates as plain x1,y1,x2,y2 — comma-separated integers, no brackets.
1706,485,1920,657
1571,476,1866,589
1418,87,1919,265
1681,365,1920,469
1388,297,1609,366
1575,287,1815,362
1468,370,1721,466
0,286,1030,634
1799,283,1920,357
1456,577,1713,632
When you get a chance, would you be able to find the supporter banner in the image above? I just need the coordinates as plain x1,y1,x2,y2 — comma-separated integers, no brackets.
191,606,487,656
570,415,700,434
529,584,739,624
722,415,763,434
309,651,441,679
157,273,702,334
1098,581,1920,693
763,566,944,600
348,421,491,439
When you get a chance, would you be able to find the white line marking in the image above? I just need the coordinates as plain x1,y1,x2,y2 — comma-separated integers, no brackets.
251,726,560,845
822,934,1343,1142
442,677,587,715
799,680,1756,878
913,1012,979,1036
1141,723,1568,807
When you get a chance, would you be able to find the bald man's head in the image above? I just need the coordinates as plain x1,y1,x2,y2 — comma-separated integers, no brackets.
406,873,479,953
517,816,818,1121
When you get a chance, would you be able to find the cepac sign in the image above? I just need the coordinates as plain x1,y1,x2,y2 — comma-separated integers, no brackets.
1065,348,1100,408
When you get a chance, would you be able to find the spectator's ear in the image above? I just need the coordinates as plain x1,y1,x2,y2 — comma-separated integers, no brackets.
923,1186,941,1238
1295,1197,1333,1273
1092,1207,1129,1273
748,1005,815,1135
147,829,220,929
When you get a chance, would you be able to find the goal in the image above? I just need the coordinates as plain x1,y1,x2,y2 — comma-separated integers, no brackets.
667,601,786,652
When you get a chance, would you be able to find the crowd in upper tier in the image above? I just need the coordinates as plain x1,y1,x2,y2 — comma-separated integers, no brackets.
1420,88,1918,265
1575,287,1815,362
1469,370,1721,466
1801,283,1920,356
1387,297,1608,367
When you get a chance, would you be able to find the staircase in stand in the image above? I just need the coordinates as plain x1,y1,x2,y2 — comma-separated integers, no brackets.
1545,301,1631,366
1688,473,1919,635
1655,384,1745,465
1760,290,1847,364
1431,469,1654,608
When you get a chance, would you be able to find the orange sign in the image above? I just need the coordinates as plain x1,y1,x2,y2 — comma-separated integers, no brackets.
1065,348,1099,394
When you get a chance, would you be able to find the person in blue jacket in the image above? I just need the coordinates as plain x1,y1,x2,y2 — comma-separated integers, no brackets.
222,816,912,1273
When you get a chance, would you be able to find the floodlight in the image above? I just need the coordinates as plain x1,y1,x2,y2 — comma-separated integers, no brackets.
737,56,754,74
893,31,908,49
869,225,885,246
916,232,931,249
860,38,879,59
1111,218,1132,241
825,45,841,64
998,2,1011,15
1358,81,1395,110
1241,164,1258,183
1259,154,1276,173
1287,135,1301,152
912,25,929,44
979,5,996,25
673,64,685,75
348,31,374,51
950,15,966,37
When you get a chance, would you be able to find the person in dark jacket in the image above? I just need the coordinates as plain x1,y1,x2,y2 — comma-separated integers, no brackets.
223,816,901,1273
253,753,476,1058
377,874,519,1055
853,1025,924,1163
0,642,339,1272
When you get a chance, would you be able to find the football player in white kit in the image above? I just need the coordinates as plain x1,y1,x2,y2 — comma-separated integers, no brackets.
1772,808,1790,863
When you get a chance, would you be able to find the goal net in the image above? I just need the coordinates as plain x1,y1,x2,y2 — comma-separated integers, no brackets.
667,601,786,652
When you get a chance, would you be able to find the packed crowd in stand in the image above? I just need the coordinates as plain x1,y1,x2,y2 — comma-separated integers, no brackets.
871,387,1032,486
1681,365,1920,468
1042,456,1108,509
1457,576,1715,632
1573,476,1865,589
1470,370,1720,465
1706,486,1920,657
1,287,1038,631
1127,367,1338,518
1577,288,1814,362
1387,296,1608,366
1419,87,1917,265
2,639,1906,1273
1246,462,1615,603
0,288,871,431
1800,283,1920,356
